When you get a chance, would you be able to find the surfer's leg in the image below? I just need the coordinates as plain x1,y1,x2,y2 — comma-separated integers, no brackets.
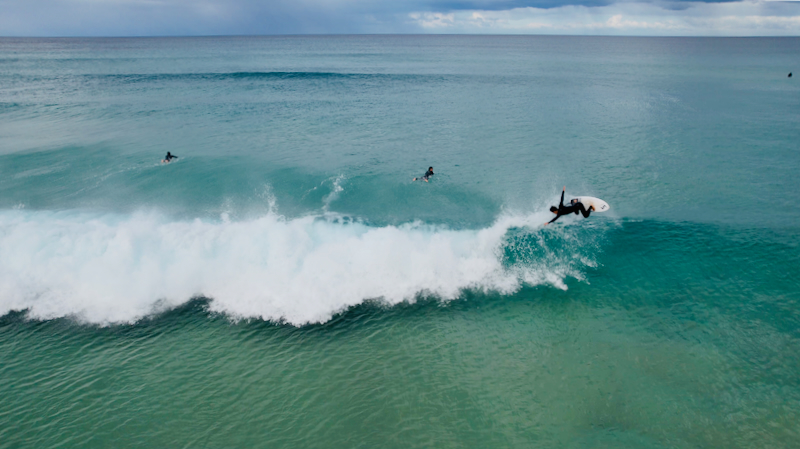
577,203,592,218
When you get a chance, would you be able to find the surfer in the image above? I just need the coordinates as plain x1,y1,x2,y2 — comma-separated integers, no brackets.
413,167,434,182
162,152,178,163
545,186,594,225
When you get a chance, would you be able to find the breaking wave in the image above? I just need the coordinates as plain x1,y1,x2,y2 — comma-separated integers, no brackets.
0,206,593,326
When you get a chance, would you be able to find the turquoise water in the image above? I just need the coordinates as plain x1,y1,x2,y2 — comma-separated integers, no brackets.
1,36,799,448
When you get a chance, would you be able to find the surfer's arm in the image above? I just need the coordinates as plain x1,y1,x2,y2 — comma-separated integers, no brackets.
545,188,566,225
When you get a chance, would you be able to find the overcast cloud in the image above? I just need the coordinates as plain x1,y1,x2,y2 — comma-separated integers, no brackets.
0,0,798,36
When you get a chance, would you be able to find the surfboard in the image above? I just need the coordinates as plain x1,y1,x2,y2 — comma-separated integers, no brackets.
572,196,610,212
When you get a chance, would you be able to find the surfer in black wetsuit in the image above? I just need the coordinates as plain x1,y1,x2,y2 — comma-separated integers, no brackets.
413,167,434,182
545,186,594,225
162,152,178,163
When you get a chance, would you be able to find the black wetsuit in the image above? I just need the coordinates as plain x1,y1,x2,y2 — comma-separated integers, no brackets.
548,190,591,224
420,169,434,181
165,152,178,162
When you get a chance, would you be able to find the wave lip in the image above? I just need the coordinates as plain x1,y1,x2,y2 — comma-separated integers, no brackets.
0,208,584,326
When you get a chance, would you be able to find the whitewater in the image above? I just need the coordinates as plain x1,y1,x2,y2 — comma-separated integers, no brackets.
0,203,590,325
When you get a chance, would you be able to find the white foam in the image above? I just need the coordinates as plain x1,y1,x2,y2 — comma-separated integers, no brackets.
0,207,586,325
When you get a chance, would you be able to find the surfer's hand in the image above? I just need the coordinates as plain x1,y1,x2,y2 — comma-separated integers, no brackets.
563,186,565,191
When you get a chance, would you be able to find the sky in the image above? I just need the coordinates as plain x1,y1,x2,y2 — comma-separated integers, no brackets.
0,0,798,36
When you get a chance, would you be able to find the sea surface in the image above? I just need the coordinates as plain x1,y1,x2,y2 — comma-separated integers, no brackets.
1,36,799,448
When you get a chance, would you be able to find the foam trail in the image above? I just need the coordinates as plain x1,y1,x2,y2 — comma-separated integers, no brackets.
0,208,582,325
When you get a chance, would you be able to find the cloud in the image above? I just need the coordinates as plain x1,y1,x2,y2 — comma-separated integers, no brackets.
0,0,799,36
401,0,743,12
408,12,456,27
580,13,684,30
406,1,800,35
0,0,374,35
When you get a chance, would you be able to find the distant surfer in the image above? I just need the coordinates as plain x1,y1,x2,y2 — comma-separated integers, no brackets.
162,152,178,163
790,72,793,78
413,167,434,182
545,186,594,225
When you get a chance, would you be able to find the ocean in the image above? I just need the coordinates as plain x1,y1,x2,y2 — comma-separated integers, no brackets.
1,35,799,448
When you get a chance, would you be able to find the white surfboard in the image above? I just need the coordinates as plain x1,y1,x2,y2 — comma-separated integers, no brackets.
572,196,610,212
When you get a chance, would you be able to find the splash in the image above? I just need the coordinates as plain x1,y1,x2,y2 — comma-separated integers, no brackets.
0,206,591,326
322,174,346,214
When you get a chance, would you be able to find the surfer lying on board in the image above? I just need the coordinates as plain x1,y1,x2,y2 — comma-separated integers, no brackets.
162,152,178,163
545,186,594,225
413,167,434,182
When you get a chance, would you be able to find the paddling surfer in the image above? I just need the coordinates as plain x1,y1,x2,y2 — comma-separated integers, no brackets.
413,167,434,182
